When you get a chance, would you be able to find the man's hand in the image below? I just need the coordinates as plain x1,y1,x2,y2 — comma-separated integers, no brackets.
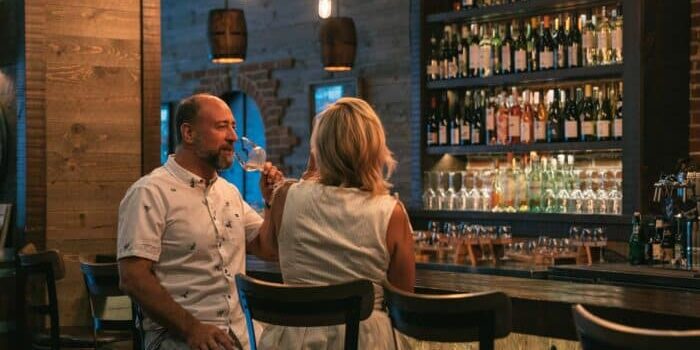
185,322,236,350
260,162,284,203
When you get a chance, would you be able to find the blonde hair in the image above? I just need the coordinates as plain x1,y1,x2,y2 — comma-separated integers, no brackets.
311,97,397,195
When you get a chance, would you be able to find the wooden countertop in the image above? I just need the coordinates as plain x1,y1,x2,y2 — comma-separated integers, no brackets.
246,256,700,339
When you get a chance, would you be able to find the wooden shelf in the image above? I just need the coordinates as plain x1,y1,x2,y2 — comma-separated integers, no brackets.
426,140,623,155
408,209,632,226
427,0,619,24
426,64,623,90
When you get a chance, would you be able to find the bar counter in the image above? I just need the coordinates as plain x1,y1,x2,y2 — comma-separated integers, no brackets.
246,257,700,340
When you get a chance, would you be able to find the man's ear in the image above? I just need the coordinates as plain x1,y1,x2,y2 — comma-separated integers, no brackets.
181,123,196,144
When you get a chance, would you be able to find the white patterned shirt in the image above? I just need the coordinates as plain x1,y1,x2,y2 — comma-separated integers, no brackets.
117,155,263,347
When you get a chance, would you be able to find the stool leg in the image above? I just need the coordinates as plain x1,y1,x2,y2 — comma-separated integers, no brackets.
46,267,59,350
479,313,495,350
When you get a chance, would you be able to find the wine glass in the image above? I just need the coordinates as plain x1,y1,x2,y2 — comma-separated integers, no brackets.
234,136,266,172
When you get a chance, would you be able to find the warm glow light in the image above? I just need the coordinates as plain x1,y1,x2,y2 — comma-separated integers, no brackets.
318,0,332,19
212,57,245,64
323,66,351,72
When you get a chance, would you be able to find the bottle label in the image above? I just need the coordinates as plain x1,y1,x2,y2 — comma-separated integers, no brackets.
449,57,459,79
461,124,471,141
557,45,566,67
614,119,623,137
441,60,449,79
596,120,610,137
428,60,440,77
540,50,553,69
486,108,495,129
568,44,580,66
452,127,461,145
439,125,447,144
509,115,521,137
428,131,438,145
582,32,593,49
535,120,547,140
472,127,481,144
469,44,480,70
565,120,578,138
480,46,492,74
521,120,532,143
583,121,594,136
613,28,623,52
598,31,609,50
515,50,527,71
497,112,509,144
459,48,468,76
502,44,511,71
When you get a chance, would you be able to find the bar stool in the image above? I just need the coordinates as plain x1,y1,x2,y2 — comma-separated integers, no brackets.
383,282,512,350
16,244,94,350
234,274,374,350
79,254,139,349
572,304,700,350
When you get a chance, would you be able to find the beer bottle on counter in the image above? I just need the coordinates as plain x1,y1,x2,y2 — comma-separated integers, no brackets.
628,212,644,265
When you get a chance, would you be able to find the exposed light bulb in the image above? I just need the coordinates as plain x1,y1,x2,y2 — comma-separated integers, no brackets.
318,0,332,19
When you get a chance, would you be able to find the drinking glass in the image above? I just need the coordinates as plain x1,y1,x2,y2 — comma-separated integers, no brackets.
234,136,266,171
422,171,437,210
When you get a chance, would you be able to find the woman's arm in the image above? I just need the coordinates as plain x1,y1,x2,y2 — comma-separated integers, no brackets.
386,201,416,292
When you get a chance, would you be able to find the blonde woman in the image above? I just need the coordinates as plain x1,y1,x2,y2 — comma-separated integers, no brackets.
256,97,415,349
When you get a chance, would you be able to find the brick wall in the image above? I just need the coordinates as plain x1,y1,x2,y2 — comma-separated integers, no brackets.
161,0,413,198
691,0,700,160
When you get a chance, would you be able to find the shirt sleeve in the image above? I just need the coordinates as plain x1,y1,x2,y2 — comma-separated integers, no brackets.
117,184,166,262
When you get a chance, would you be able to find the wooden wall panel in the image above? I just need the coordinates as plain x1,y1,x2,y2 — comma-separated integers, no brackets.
141,0,162,174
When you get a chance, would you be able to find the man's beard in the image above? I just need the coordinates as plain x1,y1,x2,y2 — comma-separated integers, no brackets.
196,140,234,170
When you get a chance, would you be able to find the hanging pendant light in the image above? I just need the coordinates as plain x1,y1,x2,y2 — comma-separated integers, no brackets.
208,0,247,64
319,0,356,72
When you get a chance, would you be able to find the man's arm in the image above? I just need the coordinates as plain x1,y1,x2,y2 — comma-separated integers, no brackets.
119,257,235,350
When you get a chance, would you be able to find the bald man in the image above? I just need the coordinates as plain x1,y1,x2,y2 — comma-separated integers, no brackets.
118,94,282,350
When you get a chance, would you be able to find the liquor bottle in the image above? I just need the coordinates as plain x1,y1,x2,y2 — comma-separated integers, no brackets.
567,14,582,68
528,153,543,212
597,6,612,65
555,156,570,213
611,5,623,63
514,20,528,73
503,154,517,213
438,92,449,145
459,25,470,78
492,160,503,212
547,89,563,142
541,157,557,213
521,90,533,144
527,17,539,72
427,33,440,81
441,25,451,80
461,91,473,145
628,212,645,265
427,96,438,147
486,95,497,145
451,93,462,146
583,11,598,66
492,25,503,75
652,217,663,264
480,24,493,77
496,93,510,145
508,88,522,144
538,16,555,70
553,16,567,70
472,90,485,145
564,87,579,142
613,82,623,140
596,85,612,141
580,84,596,141
449,24,460,79
469,23,481,77
534,90,548,143
501,21,515,74
661,225,674,265
516,157,529,212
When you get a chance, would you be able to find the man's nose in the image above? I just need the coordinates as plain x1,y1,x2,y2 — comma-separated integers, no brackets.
227,128,237,142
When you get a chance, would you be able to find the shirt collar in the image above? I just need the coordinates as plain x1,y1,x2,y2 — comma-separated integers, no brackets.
164,155,219,189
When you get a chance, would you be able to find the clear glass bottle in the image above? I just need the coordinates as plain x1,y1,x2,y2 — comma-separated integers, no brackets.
480,171,493,211
468,171,483,211
480,24,493,77
528,153,543,212
582,170,597,214
595,171,609,214
596,6,612,65
611,5,623,63
569,169,584,214
556,157,571,213
445,171,459,210
541,157,558,213
457,170,469,210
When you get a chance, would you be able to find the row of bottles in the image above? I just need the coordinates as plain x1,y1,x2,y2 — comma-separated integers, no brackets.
427,5,623,80
629,214,695,267
449,0,527,12
422,153,623,215
426,82,623,147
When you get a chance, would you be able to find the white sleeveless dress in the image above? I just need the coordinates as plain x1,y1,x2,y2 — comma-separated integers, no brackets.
258,180,398,350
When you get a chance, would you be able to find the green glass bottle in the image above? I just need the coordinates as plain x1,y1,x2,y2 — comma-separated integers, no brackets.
628,212,645,265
